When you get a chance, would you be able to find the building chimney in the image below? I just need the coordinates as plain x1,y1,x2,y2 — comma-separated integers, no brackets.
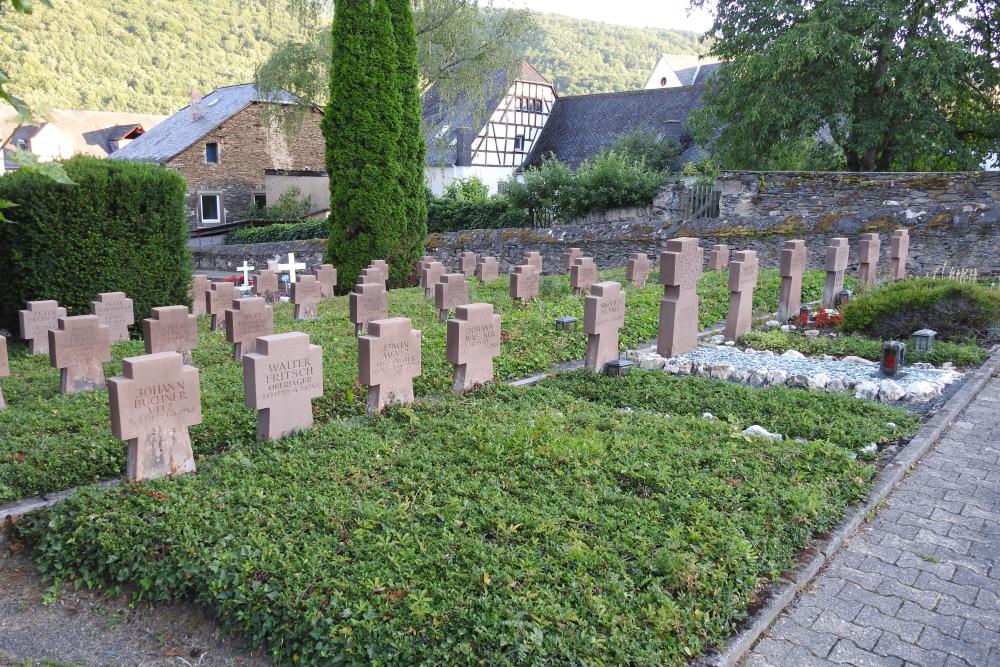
190,91,204,121
454,127,474,167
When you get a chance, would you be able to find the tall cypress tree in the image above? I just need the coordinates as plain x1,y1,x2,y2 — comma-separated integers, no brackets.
387,0,427,275
323,0,405,288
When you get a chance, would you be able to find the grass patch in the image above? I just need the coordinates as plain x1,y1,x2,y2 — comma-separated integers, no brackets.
18,373,914,665
0,268,832,502
739,331,989,367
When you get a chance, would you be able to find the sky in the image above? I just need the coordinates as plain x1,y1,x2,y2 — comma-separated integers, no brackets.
491,0,715,33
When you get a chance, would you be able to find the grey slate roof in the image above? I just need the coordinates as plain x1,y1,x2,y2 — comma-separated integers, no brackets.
673,62,721,87
111,84,301,163
522,85,708,170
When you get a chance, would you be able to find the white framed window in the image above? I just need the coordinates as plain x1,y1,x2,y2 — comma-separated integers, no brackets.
514,134,525,151
199,193,222,224
205,142,220,164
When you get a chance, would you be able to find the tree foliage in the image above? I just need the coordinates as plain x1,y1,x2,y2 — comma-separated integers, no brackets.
690,0,1000,171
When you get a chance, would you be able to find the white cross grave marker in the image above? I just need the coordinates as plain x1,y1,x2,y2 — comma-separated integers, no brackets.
237,260,256,292
277,253,307,284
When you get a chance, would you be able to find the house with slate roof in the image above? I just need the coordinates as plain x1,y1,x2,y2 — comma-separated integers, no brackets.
424,61,556,195
112,84,325,234
643,54,721,90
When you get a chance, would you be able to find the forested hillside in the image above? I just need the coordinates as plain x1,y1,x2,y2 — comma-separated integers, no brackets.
0,1,706,114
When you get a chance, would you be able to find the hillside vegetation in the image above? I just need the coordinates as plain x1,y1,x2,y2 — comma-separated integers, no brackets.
1,2,705,114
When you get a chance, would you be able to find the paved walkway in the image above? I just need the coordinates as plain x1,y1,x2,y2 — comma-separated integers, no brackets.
747,377,1000,667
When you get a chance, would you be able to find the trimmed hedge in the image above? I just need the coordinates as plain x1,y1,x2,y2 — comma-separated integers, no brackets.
427,197,529,233
224,219,328,244
0,156,191,332
840,278,1000,342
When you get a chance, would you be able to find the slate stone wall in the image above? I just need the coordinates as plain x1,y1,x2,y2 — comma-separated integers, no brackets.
192,239,325,273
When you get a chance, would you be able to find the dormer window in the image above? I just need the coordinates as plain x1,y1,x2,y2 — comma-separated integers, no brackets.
205,142,220,164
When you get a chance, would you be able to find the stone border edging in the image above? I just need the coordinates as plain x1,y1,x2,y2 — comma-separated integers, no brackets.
695,345,1000,667
0,480,121,545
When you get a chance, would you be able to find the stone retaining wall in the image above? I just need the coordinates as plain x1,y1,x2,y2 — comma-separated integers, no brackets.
191,239,325,273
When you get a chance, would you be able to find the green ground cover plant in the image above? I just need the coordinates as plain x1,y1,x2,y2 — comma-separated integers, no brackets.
739,331,988,367
19,372,914,665
0,268,834,502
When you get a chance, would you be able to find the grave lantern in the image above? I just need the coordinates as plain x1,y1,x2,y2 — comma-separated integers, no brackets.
604,359,633,377
555,316,578,332
911,329,937,354
838,289,852,307
798,305,811,328
880,340,906,376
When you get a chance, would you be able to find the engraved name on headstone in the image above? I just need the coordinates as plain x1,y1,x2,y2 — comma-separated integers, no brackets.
435,273,469,321
421,261,446,299
291,274,322,321
19,300,67,355
447,303,501,393
206,282,238,331
350,282,389,334
359,318,422,416
570,256,597,295
143,305,198,364
244,332,323,441
584,281,626,371
90,292,134,342
253,269,280,304
49,315,112,394
314,264,338,298
225,297,274,359
509,265,540,303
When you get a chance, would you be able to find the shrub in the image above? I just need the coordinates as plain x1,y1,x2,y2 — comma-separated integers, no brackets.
224,219,328,244
0,156,190,332
244,186,313,221
426,197,528,233
442,176,490,202
566,150,665,218
840,278,1000,342
606,129,682,171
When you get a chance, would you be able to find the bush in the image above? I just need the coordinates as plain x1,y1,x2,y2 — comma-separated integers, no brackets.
0,156,190,332
427,197,528,233
606,129,682,171
566,150,665,218
442,176,490,202
244,186,313,221
224,219,329,244
840,278,1000,343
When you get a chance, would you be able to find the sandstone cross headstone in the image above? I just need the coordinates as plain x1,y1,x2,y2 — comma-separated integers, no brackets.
823,238,850,308
890,229,909,281
143,306,198,364
291,275,322,321
415,254,435,273
49,315,112,394
359,318,421,416
709,244,730,271
476,256,499,282
724,250,759,341
584,281,625,371
206,282,238,331
276,252,307,284
509,265,540,304
244,332,323,441
777,240,807,322
19,300,66,355
447,303,501,393
435,273,470,321
350,282,389,334
570,256,597,295
626,252,651,287
459,251,477,278
253,269,280,303
314,264,337,298
90,292,134,343
190,275,210,315
421,261,446,299
657,237,703,357
857,232,880,286
524,251,543,273
108,352,201,482
0,336,8,410
562,247,582,273
225,297,274,359
369,260,390,286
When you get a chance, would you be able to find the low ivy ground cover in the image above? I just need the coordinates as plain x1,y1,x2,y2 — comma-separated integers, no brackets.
739,331,989,367
0,268,831,502
20,373,914,665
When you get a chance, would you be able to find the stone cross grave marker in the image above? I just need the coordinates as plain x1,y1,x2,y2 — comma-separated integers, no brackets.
350,282,389,334
890,229,909,281
292,275,322,321
276,252,307,284
584,281,626,371
206,282,238,331
314,264,337,298
19,300,66,355
524,251,543,273
509,265,540,304
459,252,477,278
626,252,651,287
570,256,597,295
435,273,470,321
421,261,446,299
447,303,501,393
108,352,201,482
563,247,582,273
253,269,280,304
724,250,759,341
225,297,274,359
143,306,198,364
359,317,421,416
0,336,8,410
777,240,807,322
190,275,210,315
823,238,850,308
709,244,730,271
415,255,435,283
369,260,390,286
476,256,499,283
237,260,255,293
49,315,112,394
90,292,134,343
244,332,323,441
657,237,703,357
857,232,880,286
